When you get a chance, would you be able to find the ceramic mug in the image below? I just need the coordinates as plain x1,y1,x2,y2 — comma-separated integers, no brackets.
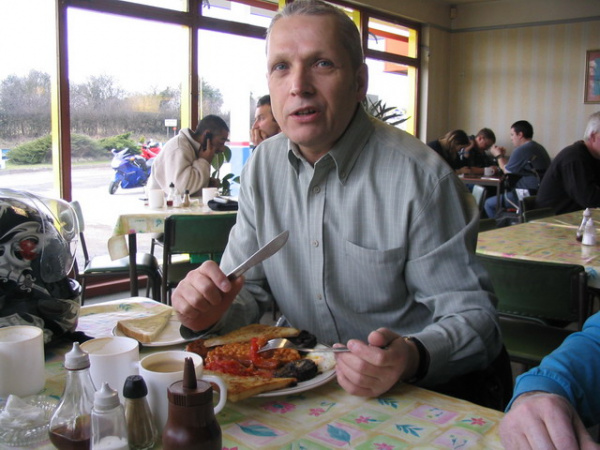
80,336,139,398
484,166,495,176
148,189,165,209
0,325,45,398
202,187,218,206
139,350,227,432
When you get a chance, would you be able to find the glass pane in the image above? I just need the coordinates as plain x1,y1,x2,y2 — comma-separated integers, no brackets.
114,0,186,11
0,0,53,188
68,9,185,258
366,58,416,134
201,0,277,27
198,29,269,196
367,18,417,59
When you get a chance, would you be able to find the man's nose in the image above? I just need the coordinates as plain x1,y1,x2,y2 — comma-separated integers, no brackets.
252,119,259,129
290,67,313,96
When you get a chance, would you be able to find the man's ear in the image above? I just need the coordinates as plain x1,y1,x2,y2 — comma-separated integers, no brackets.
355,63,369,102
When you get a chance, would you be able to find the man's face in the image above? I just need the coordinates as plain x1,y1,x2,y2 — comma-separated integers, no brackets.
266,14,367,160
252,104,280,139
510,128,522,147
212,129,229,154
588,131,600,159
475,135,493,151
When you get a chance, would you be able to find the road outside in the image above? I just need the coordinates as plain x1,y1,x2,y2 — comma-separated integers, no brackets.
0,165,157,263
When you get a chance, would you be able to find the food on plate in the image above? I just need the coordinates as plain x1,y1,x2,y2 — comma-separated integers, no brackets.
116,308,172,343
204,370,297,402
185,324,333,401
203,323,300,347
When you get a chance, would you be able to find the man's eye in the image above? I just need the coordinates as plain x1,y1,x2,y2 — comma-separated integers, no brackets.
316,60,333,68
272,63,287,72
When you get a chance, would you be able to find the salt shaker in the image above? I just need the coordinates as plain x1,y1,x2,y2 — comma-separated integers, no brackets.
91,383,128,450
577,208,592,242
123,375,157,450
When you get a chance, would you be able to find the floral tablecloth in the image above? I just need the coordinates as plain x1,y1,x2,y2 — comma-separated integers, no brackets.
477,220,600,288
40,299,504,449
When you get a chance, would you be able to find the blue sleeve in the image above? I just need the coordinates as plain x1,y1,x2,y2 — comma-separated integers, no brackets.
506,312,600,426
504,145,530,174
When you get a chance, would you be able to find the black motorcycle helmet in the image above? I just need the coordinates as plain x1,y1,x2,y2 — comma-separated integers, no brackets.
0,189,81,343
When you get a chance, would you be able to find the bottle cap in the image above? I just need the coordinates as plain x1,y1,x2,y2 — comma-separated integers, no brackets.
123,375,148,399
94,382,121,411
167,357,213,406
64,342,90,370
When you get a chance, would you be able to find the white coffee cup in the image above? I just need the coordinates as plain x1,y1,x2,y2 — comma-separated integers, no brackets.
80,336,139,399
139,350,227,432
202,187,219,205
148,189,165,209
484,166,495,176
0,326,45,398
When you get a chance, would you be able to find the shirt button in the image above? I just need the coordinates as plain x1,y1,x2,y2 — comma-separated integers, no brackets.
313,186,321,194
312,240,319,247
317,294,323,300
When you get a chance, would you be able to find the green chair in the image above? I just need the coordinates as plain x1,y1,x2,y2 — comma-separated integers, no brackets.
477,254,591,369
522,207,555,222
70,201,162,304
162,214,237,305
478,217,497,233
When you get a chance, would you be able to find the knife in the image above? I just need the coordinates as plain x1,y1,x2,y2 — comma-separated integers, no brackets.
226,230,289,281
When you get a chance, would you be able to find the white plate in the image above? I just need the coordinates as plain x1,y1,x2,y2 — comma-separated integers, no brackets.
256,368,337,397
113,316,194,347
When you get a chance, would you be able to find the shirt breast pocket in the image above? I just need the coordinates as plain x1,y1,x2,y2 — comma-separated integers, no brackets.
343,240,406,313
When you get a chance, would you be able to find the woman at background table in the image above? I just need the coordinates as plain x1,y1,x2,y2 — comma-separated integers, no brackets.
427,129,471,174
499,312,600,449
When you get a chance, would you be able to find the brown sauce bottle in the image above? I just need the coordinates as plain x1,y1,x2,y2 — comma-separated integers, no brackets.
162,357,222,450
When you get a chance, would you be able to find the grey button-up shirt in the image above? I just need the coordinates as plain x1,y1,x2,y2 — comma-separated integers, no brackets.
217,106,501,386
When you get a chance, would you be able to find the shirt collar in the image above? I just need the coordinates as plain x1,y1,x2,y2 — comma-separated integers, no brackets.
286,106,374,184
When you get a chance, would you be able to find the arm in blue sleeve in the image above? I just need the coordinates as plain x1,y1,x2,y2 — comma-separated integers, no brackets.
507,312,600,426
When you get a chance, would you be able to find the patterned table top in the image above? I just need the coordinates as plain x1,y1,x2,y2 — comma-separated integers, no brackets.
39,299,504,449
477,211,600,288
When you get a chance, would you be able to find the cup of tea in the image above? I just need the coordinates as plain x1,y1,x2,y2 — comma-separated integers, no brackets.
139,350,227,432
80,336,139,399
202,187,218,206
148,189,165,209
484,167,495,176
0,325,45,398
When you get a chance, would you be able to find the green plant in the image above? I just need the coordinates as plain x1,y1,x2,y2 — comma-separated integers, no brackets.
362,98,410,126
211,146,240,196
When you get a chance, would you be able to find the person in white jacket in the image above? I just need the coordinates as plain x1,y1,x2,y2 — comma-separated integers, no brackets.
148,115,229,196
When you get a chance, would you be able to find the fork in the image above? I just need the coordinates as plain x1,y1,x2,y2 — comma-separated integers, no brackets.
257,338,350,353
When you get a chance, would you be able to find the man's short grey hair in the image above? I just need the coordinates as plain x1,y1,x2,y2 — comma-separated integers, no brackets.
266,0,364,71
584,111,600,141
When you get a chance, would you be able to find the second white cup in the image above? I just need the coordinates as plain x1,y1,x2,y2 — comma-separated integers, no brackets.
148,189,165,208
202,187,218,205
80,336,139,399
139,350,227,432
0,325,45,398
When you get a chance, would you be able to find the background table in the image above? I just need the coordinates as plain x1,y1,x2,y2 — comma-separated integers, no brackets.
477,210,600,288
108,202,236,296
460,175,502,210
38,298,504,449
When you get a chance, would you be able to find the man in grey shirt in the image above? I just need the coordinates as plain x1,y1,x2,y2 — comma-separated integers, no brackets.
173,0,506,407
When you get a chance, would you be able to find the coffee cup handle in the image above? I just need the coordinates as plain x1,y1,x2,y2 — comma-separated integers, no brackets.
201,374,227,414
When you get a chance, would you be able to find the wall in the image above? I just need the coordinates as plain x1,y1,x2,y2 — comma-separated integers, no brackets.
448,19,600,156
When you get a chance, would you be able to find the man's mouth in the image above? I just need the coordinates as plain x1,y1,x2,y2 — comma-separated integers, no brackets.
293,108,317,116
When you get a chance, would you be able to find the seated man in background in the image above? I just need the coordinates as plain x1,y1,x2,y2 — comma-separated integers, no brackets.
148,115,229,196
464,127,498,176
251,94,281,147
536,111,600,214
484,120,551,218
499,311,600,449
172,0,509,409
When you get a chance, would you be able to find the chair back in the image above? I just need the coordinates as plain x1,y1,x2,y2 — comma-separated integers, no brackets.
477,254,589,329
69,200,90,266
471,185,487,212
162,214,237,302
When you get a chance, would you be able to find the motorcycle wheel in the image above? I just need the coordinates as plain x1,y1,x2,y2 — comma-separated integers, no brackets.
109,180,120,195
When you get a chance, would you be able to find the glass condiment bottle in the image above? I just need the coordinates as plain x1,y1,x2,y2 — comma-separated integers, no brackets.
123,375,157,450
162,357,222,450
582,217,597,246
49,342,96,450
576,208,592,242
91,383,128,450
166,182,176,207
181,189,191,208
